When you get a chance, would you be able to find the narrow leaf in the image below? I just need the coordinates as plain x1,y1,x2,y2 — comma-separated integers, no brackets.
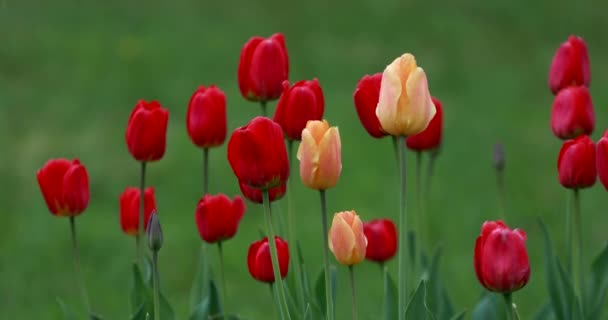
405,280,434,320
471,291,504,320
539,219,568,320
587,242,608,320
448,310,466,320
383,268,398,320
56,297,79,320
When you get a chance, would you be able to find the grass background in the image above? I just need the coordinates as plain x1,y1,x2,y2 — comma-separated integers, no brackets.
2,0,608,318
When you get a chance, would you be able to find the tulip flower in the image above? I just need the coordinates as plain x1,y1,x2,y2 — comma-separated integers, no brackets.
126,100,169,162
273,79,325,140
550,86,594,140
238,33,289,103
376,53,436,136
549,35,590,94
195,194,246,243
238,181,286,204
363,219,397,263
227,116,289,190
297,120,342,190
186,85,227,149
353,73,387,138
328,211,367,266
119,187,157,236
558,135,596,189
406,97,443,151
37,158,90,217
247,236,290,283
474,220,530,293
596,131,608,190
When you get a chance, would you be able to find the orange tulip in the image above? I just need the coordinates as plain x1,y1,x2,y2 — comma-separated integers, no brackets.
328,211,367,266
297,120,342,190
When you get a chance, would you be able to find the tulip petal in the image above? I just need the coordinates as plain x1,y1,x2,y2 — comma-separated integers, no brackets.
316,127,342,190
403,67,436,134
329,215,356,265
60,160,89,216
298,128,321,187
37,159,72,215
376,61,403,135
481,229,530,292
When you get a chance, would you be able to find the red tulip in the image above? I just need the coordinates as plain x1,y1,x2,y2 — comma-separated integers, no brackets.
558,135,596,189
227,117,289,189
126,100,169,162
247,236,290,283
353,73,387,138
187,85,227,148
363,219,397,262
550,86,594,140
195,194,245,243
238,181,286,204
596,131,608,190
37,158,89,217
238,33,289,102
549,35,590,94
119,187,156,236
273,79,325,140
406,97,443,151
474,220,530,293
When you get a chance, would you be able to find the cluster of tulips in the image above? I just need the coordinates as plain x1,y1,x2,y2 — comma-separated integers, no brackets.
35,32,608,320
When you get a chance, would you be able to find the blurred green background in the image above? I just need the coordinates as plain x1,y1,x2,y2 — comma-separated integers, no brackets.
2,0,608,318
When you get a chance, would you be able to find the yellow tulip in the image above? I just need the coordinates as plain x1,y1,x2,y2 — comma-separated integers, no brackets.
328,211,367,266
376,53,436,136
297,120,342,190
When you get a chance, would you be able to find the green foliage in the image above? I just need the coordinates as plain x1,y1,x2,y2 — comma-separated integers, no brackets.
471,292,505,320
56,297,78,320
313,266,337,319
383,268,398,320
585,242,608,320
189,280,223,320
405,280,434,320
130,263,175,320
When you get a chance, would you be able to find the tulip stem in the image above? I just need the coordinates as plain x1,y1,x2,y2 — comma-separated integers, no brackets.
260,101,268,117
397,135,408,320
217,241,228,318
573,189,585,309
392,136,398,164
137,161,147,268
320,189,334,320
262,190,292,320
415,151,423,271
286,139,305,310
503,293,514,320
69,217,91,315
425,151,437,247
349,266,358,320
269,283,284,320
203,148,209,195
152,250,160,320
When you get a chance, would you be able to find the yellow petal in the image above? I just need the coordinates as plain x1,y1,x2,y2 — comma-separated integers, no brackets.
298,128,320,189
402,67,436,135
329,213,356,265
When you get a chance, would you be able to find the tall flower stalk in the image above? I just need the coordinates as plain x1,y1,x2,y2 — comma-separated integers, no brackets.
69,217,91,314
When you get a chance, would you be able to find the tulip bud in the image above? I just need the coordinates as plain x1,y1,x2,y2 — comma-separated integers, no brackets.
550,86,594,140
363,219,397,263
558,135,596,189
238,181,286,204
195,194,246,243
238,33,289,102
125,100,169,162
297,120,342,190
376,53,436,136
596,131,608,190
119,187,157,236
474,220,530,293
37,158,90,217
273,79,325,140
328,211,367,266
227,117,290,190
548,35,590,95
353,73,387,138
247,236,290,283
186,85,227,148
406,97,443,151
147,211,163,251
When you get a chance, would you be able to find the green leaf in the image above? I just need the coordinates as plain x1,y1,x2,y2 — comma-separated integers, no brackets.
425,246,454,320
471,291,505,320
383,268,398,320
190,280,222,320
555,258,583,320
283,281,300,318
302,303,312,320
313,266,337,318
405,280,434,320
448,310,466,320
129,263,176,320
190,245,210,310
131,264,147,315
534,302,555,320
539,219,568,320
586,242,608,320
408,231,417,269
56,297,79,320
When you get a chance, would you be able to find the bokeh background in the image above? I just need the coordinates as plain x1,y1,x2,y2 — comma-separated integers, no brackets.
2,0,608,318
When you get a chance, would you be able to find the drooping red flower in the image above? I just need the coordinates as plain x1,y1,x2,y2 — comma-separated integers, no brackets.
474,220,530,293
186,85,227,148
247,236,290,283
273,79,325,140
550,86,594,140
406,97,443,151
126,100,169,162
195,194,245,243
558,135,596,189
549,35,590,95
363,219,397,263
119,187,157,236
37,158,90,217
353,73,387,138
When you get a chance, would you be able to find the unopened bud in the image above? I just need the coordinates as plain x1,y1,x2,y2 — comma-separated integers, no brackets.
147,211,163,251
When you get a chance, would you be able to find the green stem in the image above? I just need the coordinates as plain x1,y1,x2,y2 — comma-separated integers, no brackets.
397,136,408,320
137,161,147,268
392,136,398,164
69,217,91,314
218,242,228,318
349,266,358,320
424,152,437,247
269,283,284,320
262,190,292,320
203,148,209,195
503,293,514,320
566,190,573,278
320,190,334,320
415,151,423,271
260,101,268,117
573,189,584,312
286,140,305,309
152,250,160,320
